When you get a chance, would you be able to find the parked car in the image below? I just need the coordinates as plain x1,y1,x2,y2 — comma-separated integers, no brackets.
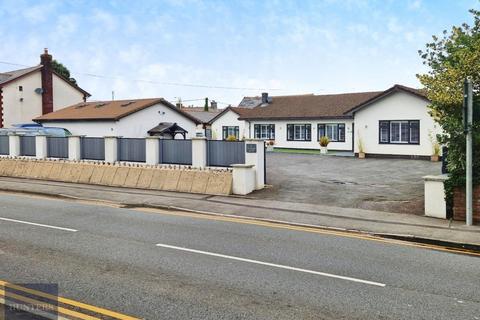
0,126,72,137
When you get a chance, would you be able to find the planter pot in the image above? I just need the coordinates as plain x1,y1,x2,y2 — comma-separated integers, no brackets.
266,145,274,152
320,146,328,154
431,155,439,162
358,152,366,159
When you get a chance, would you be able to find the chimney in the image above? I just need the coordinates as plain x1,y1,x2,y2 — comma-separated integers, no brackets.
40,48,53,115
210,100,217,110
261,92,269,104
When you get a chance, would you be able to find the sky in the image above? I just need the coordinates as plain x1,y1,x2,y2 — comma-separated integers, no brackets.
0,0,478,107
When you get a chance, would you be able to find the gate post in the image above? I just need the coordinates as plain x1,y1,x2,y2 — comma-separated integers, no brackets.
146,137,160,165
68,136,82,161
8,134,20,157
104,136,118,163
244,139,265,190
191,137,207,168
35,134,48,159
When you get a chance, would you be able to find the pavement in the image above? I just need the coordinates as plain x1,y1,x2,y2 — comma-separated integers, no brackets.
0,176,478,248
261,153,441,214
0,192,479,319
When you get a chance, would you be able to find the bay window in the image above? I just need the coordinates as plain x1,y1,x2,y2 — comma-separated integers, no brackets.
287,124,311,141
254,124,275,140
222,126,239,140
318,123,346,142
379,120,420,144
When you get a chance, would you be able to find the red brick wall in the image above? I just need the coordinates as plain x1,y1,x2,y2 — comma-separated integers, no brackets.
40,49,53,115
0,88,3,128
453,187,480,224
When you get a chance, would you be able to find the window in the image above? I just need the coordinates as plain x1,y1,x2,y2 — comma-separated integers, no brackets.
18,86,23,92
254,124,275,139
287,124,311,141
379,120,420,144
222,126,239,140
318,123,345,142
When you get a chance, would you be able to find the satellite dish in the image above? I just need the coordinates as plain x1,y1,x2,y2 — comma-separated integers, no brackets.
34,88,44,94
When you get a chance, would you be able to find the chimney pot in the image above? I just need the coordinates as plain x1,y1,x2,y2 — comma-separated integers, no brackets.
210,100,217,110
261,92,269,104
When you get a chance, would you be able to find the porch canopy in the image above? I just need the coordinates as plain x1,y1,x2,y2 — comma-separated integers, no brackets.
148,122,188,139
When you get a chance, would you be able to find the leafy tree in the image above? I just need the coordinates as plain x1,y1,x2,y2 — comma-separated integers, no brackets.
417,8,480,203
52,60,77,85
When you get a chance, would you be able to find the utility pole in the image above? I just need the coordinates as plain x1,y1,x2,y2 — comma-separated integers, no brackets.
464,79,473,226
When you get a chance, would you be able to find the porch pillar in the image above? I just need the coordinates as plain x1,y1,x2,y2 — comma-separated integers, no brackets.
244,139,265,190
146,137,160,165
191,137,207,168
104,136,118,163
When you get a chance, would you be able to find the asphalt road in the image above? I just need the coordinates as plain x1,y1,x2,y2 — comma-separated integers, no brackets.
0,193,479,320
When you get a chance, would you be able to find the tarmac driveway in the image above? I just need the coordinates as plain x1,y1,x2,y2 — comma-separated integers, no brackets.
255,152,442,214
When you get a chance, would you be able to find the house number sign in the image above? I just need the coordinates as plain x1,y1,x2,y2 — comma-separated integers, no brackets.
246,144,257,153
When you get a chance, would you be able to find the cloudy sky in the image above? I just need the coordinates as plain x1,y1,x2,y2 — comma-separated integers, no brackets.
0,0,477,107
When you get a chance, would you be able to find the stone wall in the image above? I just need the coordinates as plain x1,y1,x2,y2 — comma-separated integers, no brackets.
453,186,480,224
0,158,233,195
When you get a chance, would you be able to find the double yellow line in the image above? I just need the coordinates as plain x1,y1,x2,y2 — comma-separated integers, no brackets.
0,280,139,320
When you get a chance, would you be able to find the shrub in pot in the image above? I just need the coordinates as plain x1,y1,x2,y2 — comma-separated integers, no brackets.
357,135,366,159
266,140,275,151
319,136,330,154
226,135,237,142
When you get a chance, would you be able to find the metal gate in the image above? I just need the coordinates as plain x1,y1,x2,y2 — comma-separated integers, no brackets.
19,136,36,156
47,137,69,158
207,140,245,167
0,136,9,155
81,137,105,160
160,139,192,165
118,138,146,162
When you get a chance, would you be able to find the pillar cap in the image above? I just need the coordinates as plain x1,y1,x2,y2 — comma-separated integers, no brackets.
231,164,255,168
68,135,86,138
104,135,121,138
145,136,161,140
191,137,207,140
244,138,264,142
423,174,449,182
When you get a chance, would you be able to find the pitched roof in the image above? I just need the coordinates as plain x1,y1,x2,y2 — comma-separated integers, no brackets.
147,122,188,135
180,107,222,123
238,85,428,120
0,65,91,97
34,98,201,123
0,66,42,86
208,107,254,124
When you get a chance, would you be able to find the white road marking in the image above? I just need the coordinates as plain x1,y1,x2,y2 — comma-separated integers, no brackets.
0,217,78,232
156,243,386,287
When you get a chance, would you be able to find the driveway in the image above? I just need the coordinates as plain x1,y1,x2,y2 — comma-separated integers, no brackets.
255,153,442,214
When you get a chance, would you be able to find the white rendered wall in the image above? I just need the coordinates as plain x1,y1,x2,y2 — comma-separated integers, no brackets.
38,103,198,138
52,73,85,111
247,119,354,151
354,91,441,156
210,110,247,140
2,72,43,127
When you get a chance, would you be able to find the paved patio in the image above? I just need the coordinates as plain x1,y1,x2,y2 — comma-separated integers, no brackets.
254,152,442,214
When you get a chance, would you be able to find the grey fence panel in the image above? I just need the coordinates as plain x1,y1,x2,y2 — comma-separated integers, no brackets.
0,136,9,155
207,141,245,167
118,138,146,162
81,137,105,160
47,137,69,158
160,139,192,165
19,136,36,156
